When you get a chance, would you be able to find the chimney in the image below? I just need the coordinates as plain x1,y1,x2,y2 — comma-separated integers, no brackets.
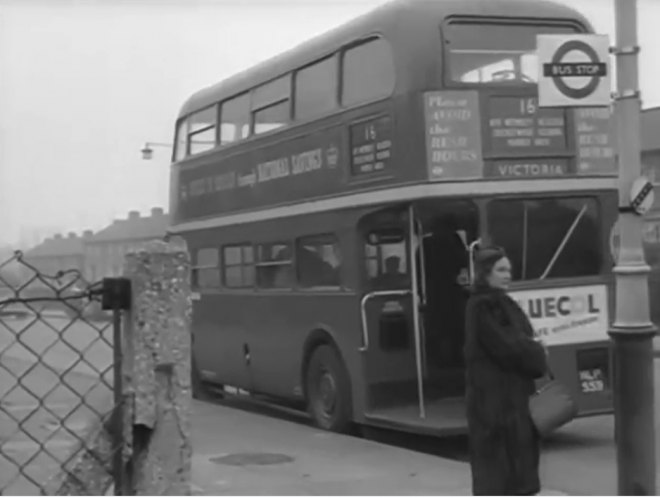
151,207,164,217
83,230,93,238
128,210,140,220
54,234,63,240
68,232,77,239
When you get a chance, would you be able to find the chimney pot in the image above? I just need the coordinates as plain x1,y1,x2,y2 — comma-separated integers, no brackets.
151,207,164,217
128,210,140,220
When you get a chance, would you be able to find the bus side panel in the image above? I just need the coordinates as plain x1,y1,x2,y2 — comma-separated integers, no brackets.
548,340,613,417
193,293,252,390
247,293,361,400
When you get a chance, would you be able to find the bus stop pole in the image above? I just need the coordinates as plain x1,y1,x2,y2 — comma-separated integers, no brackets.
608,0,656,494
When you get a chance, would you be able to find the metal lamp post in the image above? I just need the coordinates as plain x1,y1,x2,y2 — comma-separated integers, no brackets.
140,141,173,161
608,0,657,494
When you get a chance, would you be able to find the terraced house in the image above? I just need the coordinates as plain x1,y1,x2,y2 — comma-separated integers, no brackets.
83,207,169,282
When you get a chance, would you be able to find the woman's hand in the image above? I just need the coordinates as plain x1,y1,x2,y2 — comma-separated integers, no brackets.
534,337,549,355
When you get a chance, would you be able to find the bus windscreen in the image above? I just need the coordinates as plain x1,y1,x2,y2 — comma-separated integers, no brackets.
487,197,602,281
445,21,581,84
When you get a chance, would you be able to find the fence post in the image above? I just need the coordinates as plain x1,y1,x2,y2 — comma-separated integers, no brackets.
122,238,193,495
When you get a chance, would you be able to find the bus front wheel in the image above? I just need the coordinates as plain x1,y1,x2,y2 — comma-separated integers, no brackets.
305,345,352,433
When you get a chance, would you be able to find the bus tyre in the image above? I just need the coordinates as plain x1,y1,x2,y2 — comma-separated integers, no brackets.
306,345,352,433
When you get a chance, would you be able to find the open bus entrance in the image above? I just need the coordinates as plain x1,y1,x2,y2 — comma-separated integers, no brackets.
359,200,479,435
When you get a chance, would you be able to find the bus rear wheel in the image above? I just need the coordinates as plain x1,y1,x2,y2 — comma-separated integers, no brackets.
306,345,352,433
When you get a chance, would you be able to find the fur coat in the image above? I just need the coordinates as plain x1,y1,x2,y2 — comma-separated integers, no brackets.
464,286,548,495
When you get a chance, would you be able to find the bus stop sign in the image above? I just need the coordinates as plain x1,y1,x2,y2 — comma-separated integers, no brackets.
537,34,611,108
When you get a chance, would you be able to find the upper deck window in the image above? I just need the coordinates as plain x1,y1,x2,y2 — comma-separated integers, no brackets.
252,75,291,135
487,197,602,280
189,106,217,155
295,56,338,120
342,37,395,107
445,21,580,84
220,93,250,144
252,75,290,110
254,101,289,135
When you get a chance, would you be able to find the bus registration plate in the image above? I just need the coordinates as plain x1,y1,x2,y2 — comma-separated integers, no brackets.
579,367,606,393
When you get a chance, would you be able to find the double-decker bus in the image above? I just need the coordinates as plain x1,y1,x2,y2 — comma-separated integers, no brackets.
169,0,616,435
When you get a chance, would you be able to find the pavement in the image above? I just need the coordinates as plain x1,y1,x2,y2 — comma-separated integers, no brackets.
190,399,567,496
0,312,645,495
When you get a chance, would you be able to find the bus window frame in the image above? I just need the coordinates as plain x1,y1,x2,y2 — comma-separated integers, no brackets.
173,117,189,162
484,194,604,282
293,54,340,122
440,16,588,89
220,92,252,146
250,74,293,136
252,98,291,136
339,34,397,109
222,243,255,290
187,103,220,156
255,241,295,291
295,233,343,290
192,247,221,290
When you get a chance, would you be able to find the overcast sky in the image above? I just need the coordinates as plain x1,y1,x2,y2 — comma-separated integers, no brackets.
1,0,658,246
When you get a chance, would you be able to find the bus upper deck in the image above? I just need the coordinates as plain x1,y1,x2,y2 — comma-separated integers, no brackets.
169,0,616,232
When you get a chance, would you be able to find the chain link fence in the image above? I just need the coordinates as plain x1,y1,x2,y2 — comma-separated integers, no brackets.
0,251,123,495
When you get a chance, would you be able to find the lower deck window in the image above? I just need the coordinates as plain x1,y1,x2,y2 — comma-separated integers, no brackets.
256,243,293,289
192,248,220,288
364,228,408,288
296,235,342,288
223,245,254,288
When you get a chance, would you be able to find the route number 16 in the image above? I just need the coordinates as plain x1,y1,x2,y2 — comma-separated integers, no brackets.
519,98,537,115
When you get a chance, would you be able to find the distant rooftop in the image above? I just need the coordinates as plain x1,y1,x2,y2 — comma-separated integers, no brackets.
86,207,169,244
23,230,93,258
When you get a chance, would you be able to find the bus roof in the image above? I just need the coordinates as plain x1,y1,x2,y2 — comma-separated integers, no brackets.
178,0,591,118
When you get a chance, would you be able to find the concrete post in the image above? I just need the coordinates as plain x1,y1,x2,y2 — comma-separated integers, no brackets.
608,0,657,494
122,238,193,496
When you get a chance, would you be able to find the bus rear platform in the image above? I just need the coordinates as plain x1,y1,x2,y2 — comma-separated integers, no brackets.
190,397,568,495
365,396,468,437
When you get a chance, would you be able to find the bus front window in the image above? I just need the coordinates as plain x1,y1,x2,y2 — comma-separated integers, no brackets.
445,21,580,84
487,197,602,281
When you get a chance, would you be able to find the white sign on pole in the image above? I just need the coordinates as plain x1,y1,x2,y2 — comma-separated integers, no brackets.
537,34,611,108
630,176,655,215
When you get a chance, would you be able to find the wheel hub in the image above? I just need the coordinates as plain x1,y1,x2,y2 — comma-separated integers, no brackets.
318,370,337,415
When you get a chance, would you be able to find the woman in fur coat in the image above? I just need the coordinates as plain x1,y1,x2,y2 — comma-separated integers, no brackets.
464,246,548,495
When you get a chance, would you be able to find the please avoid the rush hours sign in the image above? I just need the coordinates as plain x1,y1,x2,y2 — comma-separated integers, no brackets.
537,34,611,108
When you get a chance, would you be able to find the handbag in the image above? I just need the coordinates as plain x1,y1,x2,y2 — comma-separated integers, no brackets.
529,371,579,437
